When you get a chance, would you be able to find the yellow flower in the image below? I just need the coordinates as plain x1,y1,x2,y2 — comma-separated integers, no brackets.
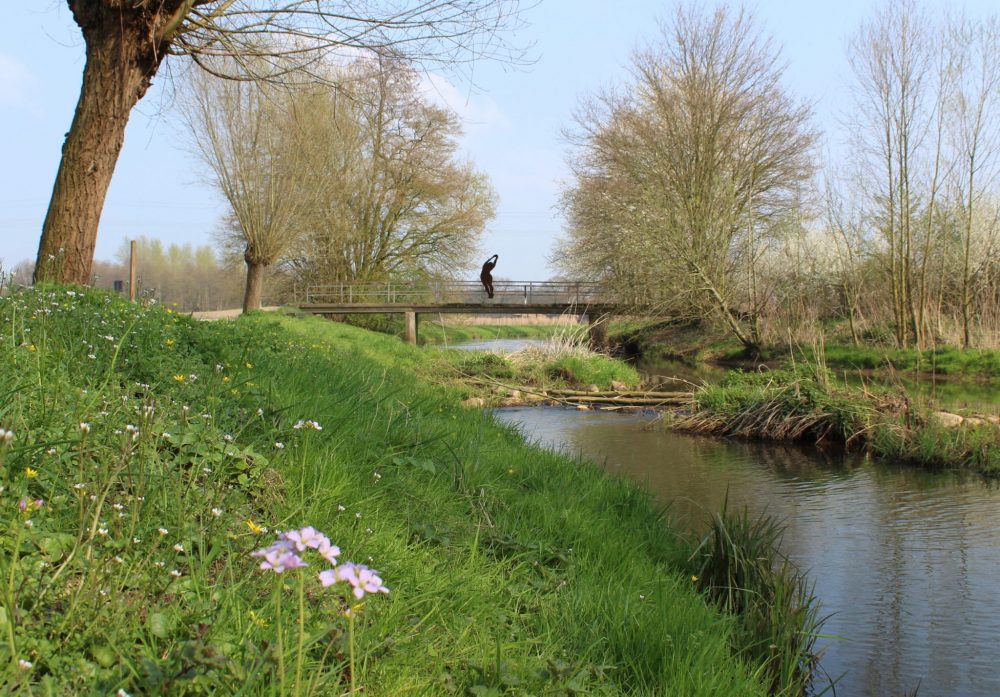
165,339,175,346
173,374,186,382
222,376,230,383
691,575,699,583
246,519,265,534
166,308,173,314
24,468,38,478
245,362,253,369
27,344,36,352
248,610,267,627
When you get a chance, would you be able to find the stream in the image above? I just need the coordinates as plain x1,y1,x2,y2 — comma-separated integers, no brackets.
452,338,1000,696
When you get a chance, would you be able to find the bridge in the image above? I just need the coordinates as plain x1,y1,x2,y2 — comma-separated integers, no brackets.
299,281,614,346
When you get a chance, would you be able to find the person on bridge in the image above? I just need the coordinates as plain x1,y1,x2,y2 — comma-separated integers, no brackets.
480,254,498,299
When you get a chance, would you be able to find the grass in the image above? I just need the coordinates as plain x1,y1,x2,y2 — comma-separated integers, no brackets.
330,312,571,347
679,368,1000,476
0,286,798,695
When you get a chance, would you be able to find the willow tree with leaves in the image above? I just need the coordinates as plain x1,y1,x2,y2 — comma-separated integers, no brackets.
559,4,816,354
283,58,496,285
33,0,528,285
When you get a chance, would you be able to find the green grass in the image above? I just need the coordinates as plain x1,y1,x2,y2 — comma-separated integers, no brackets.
0,287,781,695
419,322,568,346
682,368,1000,476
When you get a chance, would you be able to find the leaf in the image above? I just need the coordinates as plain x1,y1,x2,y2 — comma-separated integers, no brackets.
149,612,171,638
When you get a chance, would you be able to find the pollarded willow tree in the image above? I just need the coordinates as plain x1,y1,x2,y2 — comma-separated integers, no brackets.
557,4,816,354
182,68,311,311
33,0,528,285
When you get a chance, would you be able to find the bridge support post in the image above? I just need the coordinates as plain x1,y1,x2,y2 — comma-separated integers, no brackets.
587,312,609,351
404,311,418,345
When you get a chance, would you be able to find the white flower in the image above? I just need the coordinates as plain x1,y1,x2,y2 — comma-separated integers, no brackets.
79,422,91,434
17,659,32,670
173,543,184,552
274,442,284,449
337,505,346,512
211,508,223,517
97,527,108,537
170,569,182,578
158,527,168,536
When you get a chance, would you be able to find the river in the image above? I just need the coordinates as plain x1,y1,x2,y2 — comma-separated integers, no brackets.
452,338,1000,696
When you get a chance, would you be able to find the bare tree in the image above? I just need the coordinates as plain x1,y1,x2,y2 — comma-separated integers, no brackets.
950,17,1000,347
182,70,309,311
559,4,816,353
32,0,529,285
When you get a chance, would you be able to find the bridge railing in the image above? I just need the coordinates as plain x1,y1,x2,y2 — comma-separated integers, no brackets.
304,281,605,306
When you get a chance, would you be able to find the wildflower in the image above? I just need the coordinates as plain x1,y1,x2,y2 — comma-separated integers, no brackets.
133,537,141,544
223,434,234,443
158,527,169,536
47,448,57,455
245,362,253,369
98,527,109,537
173,543,184,553
173,375,186,382
256,408,264,417
284,526,327,552
24,467,38,478
248,610,267,627
17,659,32,670
162,432,171,439
274,442,284,449
247,519,266,534
292,419,322,430
79,422,91,434
170,569,182,578
24,519,33,529
337,504,346,512
373,472,382,481
117,689,133,697
253,544,307,573
322,562,389,599
114,555,124,564
165,339,175,346
154,561,165,568
355,512,362,519
73,482,86,490
691,575,699,583
211,507,223,517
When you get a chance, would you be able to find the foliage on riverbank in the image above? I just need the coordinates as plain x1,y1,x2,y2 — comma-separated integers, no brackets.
0,287,784,695
326,312,570,347
691,505,824,697
613,319,1000,382
679,369,1000,475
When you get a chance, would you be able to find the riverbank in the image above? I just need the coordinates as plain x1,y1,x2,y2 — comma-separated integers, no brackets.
0,287,800,695
613,319,1000,382
675,368,1000,476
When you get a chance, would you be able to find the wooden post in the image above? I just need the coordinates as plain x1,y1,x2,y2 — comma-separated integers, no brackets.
588,312,609,350
404,311,418,345
128,240,137,302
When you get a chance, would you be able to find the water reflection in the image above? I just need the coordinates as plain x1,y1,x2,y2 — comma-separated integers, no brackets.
496,406,1000,697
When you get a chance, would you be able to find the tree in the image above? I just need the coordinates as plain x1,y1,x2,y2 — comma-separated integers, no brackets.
283,58,496,287
559,4,816,353
33,0,528,285
183,69,310,311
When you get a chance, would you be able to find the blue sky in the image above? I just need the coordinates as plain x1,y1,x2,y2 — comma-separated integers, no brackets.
1,1,995,280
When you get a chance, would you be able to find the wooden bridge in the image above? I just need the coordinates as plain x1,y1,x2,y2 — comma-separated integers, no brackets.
299,281,614,345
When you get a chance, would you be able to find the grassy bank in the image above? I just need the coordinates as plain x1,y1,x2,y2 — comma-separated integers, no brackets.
678,368,1000,476
329,312,573,347
613,320,1000,382
0,287,809,695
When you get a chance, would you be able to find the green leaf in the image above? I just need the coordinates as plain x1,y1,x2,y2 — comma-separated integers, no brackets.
149,612,171,638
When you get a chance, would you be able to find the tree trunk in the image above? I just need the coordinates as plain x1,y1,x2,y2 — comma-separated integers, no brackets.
243,259,267,313
34,2,171,285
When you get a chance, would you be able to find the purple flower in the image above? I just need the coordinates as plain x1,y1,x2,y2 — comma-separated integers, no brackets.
284,526,326,552
333,562,389,599
252,540,306,573
318,569,338,587
316,537,341,564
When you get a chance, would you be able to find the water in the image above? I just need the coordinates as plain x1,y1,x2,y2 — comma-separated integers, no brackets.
494,406,1000,697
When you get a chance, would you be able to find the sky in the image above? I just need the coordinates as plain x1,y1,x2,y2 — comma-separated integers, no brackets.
1,0,997,282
